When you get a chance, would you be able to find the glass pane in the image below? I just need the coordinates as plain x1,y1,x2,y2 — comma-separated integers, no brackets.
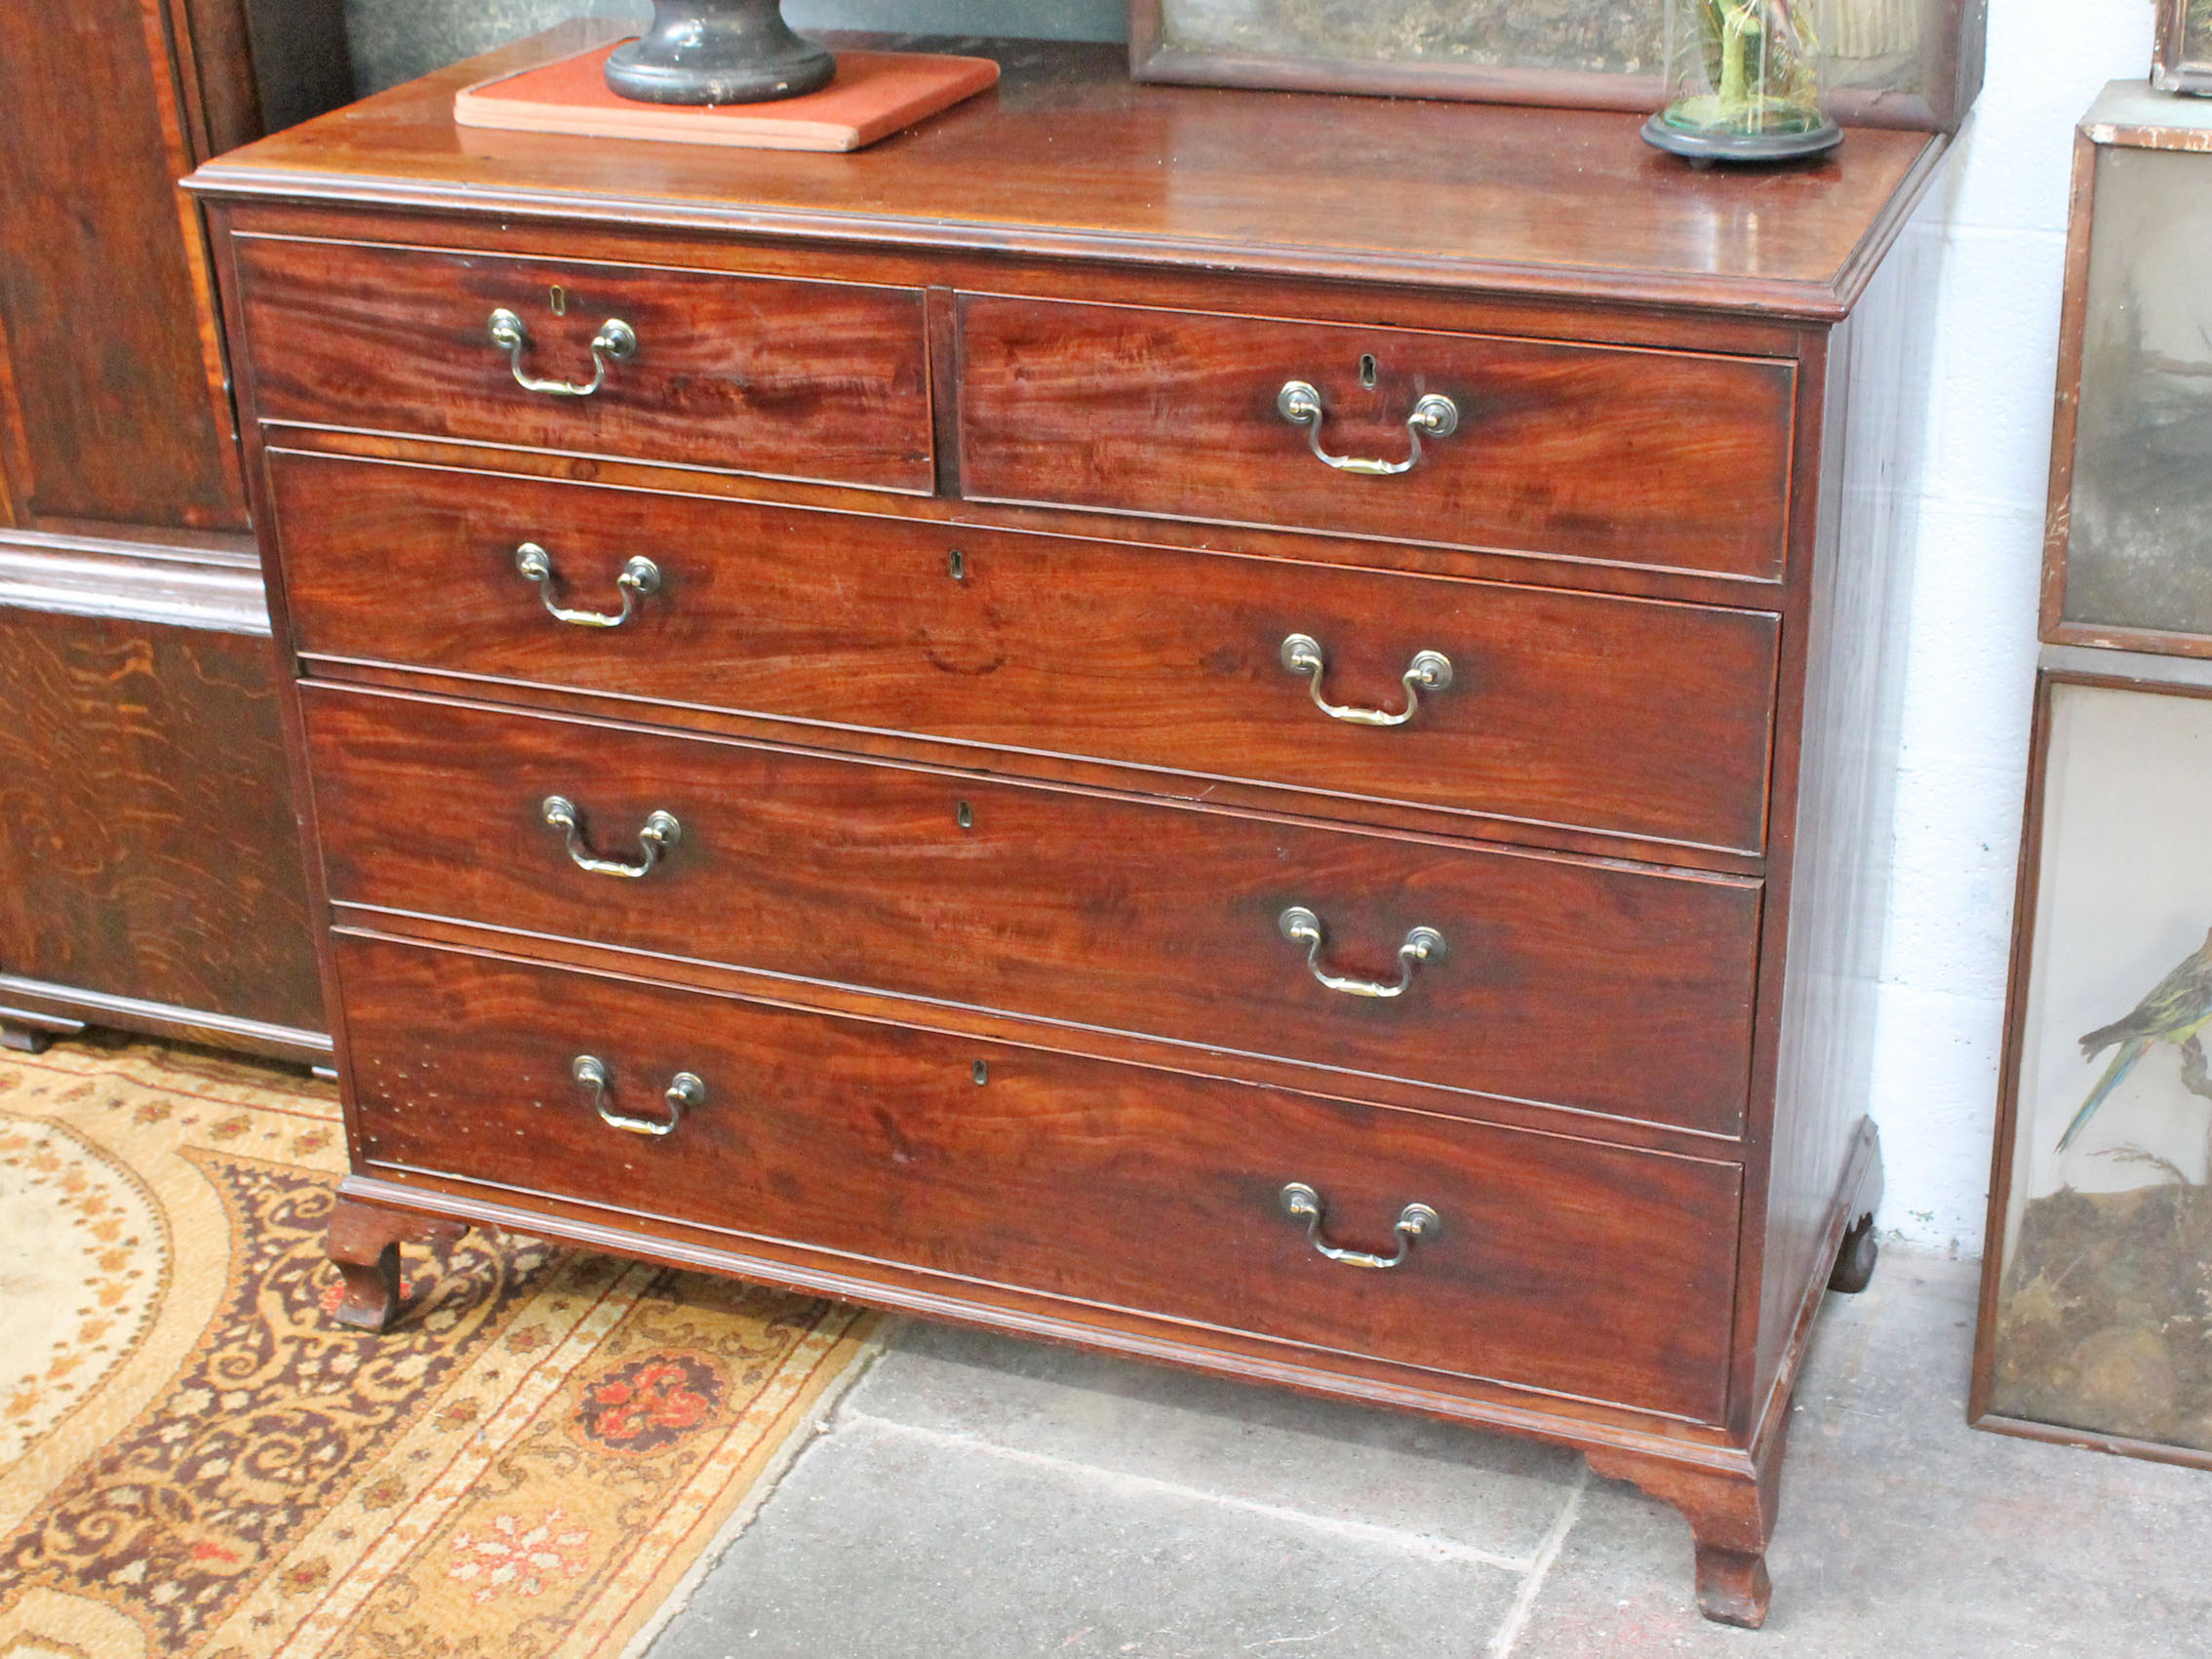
2063,146,2212,640
1991,681,2212,1451
1155,0,1950,99
1157,0,1664,75
2190,0,2212,65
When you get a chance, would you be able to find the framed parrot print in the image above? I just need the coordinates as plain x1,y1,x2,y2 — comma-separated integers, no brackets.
1974,664,2212,1466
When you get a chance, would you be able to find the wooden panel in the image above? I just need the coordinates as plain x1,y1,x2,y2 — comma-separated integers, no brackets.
269,450,1782,853
958,296,1797,578
232,234,933,492
338,931,1742,1422
1754,191,1940,1414
300,685,1763,1135
0,0,246,529
185,28,1940,321
0,608,321,1031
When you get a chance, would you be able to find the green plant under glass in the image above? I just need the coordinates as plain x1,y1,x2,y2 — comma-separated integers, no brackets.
1644,0,1840,163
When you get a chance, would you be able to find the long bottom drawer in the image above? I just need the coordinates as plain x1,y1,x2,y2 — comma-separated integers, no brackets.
335,932,1741,1422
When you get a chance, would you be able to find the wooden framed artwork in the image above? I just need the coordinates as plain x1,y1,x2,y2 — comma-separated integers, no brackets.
1974,656,2212,1469
2042,87,2212,658
2153,0,2212,96
1126,0,1988,131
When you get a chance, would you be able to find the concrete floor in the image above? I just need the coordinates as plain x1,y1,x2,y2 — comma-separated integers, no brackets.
645,1250,2212,1658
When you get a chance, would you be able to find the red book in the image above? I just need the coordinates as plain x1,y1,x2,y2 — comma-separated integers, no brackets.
454,41,1001,153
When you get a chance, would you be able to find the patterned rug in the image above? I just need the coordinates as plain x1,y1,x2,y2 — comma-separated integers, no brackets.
0,1034,875,1658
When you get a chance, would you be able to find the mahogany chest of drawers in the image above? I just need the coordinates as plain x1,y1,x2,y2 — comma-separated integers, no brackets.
188,27,1943,1628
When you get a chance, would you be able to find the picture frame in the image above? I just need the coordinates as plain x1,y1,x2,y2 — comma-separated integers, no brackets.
2153,0,2212,97
1973,657,2212,1469
1126,0,1988,132
2041,87,2212,657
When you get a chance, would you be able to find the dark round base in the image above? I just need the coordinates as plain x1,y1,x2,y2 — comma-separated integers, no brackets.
1640,111,1842,165
605,0,835,106
1828,1217,1879,1294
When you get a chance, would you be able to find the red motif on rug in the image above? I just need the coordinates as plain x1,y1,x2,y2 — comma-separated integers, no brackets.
575,1354,725,1453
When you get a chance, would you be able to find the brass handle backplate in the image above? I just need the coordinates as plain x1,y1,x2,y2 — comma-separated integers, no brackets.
571,1053,701,1137
1277,379,1457,476
1280,1182,1441,1270
1279,906,1444,1000
515,542,660,628
488,307,637,397
542,795,680,879
1280,634,1452,727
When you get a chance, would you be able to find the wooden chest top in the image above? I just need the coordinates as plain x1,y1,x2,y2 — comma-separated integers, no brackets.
187,25,1939,321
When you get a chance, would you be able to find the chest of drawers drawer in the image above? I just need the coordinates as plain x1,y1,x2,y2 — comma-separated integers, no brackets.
301,684,1763,1136
269,450,1781,852
957,296,1798,577
232,235,933,491
338,932,1741,1424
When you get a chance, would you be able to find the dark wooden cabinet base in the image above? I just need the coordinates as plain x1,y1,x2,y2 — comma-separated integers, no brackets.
325,1195,470,1332
0,552,327,1064
202,28,1942,1626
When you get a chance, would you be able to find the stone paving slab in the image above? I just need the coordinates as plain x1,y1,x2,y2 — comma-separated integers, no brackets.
650,1250,2212,1658
647,1407,1523,1659
1512,1253,2212,1657
853,1321,1583,1565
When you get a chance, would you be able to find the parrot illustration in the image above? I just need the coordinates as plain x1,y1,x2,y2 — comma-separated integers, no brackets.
2059,925,2212,1152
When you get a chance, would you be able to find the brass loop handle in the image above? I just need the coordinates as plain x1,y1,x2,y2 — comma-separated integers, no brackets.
487,307,637,397
1280,634,1452,727
571,1053,701,1137
1277,379,1458,476
514,542,660,629
542,795,681,879
1279,906,1445,1000
1280,1182,1441,1270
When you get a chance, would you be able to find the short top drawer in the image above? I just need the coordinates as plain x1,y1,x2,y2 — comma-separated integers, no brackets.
231,235,933,492
957,297,1797,579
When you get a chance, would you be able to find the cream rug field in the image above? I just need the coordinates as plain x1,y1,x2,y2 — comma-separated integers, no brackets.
0,1035,874,1658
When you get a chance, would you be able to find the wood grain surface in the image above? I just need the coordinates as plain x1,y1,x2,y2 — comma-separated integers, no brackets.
300,683,1763,1134
0,0,246,530
959,296,1798,578
269,450,1781,853
233,233,933,492
338,930,1741,1422
186,28,1938,320
0,609,322,1031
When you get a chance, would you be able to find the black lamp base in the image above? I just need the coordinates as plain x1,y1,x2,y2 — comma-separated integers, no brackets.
605,0,836,106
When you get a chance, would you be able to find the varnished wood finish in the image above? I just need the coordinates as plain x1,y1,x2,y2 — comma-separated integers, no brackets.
959,296,1797,578
325,1193,467,1331
0,0,342,1060
268,449,1782,853
232,234,933,492
339,931,1741,1420
189,27,1939,322
0,608,324,1036
192,31,1946,1626
0,0,245,530
302,683,1764,1135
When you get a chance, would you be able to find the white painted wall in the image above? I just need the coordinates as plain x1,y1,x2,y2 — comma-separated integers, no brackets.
1870,2,2158,1255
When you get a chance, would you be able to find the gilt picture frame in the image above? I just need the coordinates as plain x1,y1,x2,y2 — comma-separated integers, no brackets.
2153,0,2212,97
1973,659,2212,1470
1126,0,1988,131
